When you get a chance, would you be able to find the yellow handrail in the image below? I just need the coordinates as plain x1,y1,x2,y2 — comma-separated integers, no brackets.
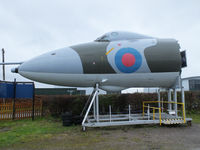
143,101,186,124
159,108,161,125
143,101,184,105
153,108,155,120
142,102,162,125
182,103,186,123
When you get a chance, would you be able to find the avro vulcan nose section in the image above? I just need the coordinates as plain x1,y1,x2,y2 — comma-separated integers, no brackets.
18,47,83,81
10,31,185,91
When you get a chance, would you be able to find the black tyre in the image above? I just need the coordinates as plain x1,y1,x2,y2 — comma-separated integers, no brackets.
72,115,83,125
62,112,72,120
63,120,73,126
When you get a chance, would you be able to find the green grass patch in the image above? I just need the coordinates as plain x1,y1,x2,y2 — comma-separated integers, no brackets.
0,117,76,148
0,112,200,149
187,112,200,123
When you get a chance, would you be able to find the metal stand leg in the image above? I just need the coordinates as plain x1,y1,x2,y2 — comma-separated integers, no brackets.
168,89,172,111
157,89,160,108
93,96,96,120
96,84,99,122
181,78,186,122
128,105,131,121
173,88,177,117
82,84,99,131
109,105,112,122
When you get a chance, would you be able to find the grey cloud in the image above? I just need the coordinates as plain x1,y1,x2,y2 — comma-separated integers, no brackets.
0,0,200,89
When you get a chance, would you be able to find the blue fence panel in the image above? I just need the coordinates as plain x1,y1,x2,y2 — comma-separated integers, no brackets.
0,82,34,98
0,83,14,98
16,84,34,98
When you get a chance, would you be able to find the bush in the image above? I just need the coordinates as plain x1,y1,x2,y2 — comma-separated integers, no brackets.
36,91,200,117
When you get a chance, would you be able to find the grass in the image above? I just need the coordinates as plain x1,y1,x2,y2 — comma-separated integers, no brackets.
187,112,200,123
0,113,200,149
0,117,77,148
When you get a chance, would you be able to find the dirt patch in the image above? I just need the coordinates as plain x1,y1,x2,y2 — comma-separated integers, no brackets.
0,126,11,132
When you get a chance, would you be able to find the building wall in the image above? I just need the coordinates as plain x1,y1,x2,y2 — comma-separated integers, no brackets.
182,80,189,91
182,76,200,91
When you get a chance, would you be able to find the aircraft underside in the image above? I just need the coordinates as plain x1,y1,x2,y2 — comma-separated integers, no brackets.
19,71,179,91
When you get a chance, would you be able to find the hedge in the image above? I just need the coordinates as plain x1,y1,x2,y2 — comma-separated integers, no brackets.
37,91,200,117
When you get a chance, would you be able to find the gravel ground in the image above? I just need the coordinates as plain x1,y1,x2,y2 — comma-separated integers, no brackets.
3,123,200,150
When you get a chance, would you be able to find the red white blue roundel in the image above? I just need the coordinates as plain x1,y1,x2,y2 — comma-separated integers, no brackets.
115,48,142,73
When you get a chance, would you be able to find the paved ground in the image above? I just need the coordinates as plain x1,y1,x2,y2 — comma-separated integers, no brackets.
4,123,200,150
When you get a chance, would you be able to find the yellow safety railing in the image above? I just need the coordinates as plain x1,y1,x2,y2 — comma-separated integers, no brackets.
142,104,162,125
143,101,186,125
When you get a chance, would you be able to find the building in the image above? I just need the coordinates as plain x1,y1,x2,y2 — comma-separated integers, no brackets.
182,76,200,91
35,88,86,95
143,76,200,93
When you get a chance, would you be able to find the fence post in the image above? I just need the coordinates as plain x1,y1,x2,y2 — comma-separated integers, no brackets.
41,100,43,117
12,79,16,120
32,83,35,121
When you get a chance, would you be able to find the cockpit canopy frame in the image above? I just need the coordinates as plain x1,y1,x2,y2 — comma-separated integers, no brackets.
95,31,153,42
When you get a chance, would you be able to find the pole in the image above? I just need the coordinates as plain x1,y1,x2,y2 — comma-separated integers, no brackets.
109,105,112,122
157,89,160,108
12,78,16,120
32,83,35,121
96,83,99,122
181,77,186,122
168,89,172,111
2,48,5,80
82,91,98,127
128,104,131,121
93,94,96,119
173,88,177,117
147,104,150,120
161,97,164,113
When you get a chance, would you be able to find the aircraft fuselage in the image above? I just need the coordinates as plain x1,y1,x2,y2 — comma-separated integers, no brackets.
15,32,182,91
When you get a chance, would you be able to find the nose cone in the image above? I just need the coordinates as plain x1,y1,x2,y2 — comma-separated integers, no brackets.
11,67,19,73
18,47,83,79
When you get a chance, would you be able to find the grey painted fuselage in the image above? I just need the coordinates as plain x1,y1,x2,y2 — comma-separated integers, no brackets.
16,31,182,91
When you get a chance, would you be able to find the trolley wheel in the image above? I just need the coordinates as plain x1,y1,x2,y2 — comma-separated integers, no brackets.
82,126,86,132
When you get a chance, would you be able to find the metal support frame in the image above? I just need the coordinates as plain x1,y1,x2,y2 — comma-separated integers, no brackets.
93,95,96,119
168,89,172,111
173,88,177,117
82,83,99,130
157,89,161,108
180,77,186,123
81,76,190,130
96,84,99,122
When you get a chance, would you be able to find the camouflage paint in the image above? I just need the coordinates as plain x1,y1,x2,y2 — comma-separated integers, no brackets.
144,39,181,72
71,42,115,74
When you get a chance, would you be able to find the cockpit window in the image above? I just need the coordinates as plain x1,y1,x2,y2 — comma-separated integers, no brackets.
95,35,110,42
95,31,152,42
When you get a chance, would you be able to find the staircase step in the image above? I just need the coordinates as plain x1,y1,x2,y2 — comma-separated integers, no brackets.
162,118,184,124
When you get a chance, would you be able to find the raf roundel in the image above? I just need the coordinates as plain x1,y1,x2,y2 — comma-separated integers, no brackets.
115,48,142,73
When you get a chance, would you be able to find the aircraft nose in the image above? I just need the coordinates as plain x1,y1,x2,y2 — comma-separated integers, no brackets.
18,47,83,76
11,67,19,73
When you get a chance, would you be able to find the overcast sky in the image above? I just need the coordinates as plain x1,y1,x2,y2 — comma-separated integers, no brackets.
0,0,200,93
